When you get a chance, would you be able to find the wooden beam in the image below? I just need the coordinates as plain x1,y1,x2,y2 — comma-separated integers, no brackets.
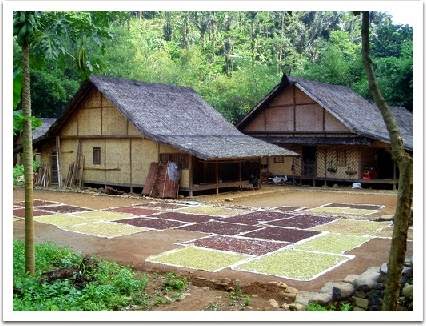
56,136,62,187
292,86,296,132
258,157,262,189
100,94,103,135
393,160,397,190
85,167,121,171
129,138,133,192
188,155,193,197
60,135,144,140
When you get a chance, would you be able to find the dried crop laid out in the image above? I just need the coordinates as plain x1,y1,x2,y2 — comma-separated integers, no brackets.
147,246,248,272
376,226,413,241
324,203,384,210
178,206,245,217
178,221,259,235
37,204,92,214
155,212,216,223
15,199,60,207
266,214,335,229
13,208,53,218
185,235,290,256
310,219,390,236
34,214,93,230
309,206,376,216
116,217,187,230
107,206,159,216
234,249,351,281
73,210,134,222
68,221,146,238
13,217,21,222
243,227,320,243
275,206,304,212
221,211,295,225
293,233,371,254
134,202,185,210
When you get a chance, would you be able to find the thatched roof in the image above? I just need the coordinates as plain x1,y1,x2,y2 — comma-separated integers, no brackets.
237,75,413,151
39,76,297,160
33,118,56,142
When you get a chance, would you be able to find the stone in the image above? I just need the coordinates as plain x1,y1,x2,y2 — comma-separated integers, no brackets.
353,296,369,309
353,307,365,311
282,292,297,301
295,291,332,306
269,299,280,308
344,274,358,284
404,256,413,267
402,284,413,300
277,282,288,289
288,303,305,311
354,290,367,299
354,267,380,290
320,282,354,300
281,303,290,310
380,263,388,274
285,286,298,294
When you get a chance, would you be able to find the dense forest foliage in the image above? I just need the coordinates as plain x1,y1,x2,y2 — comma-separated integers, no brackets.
13,11,413,124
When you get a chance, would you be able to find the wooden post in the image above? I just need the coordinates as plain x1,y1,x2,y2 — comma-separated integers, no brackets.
393,159,397,190
215,162,219,195
188,155,193,197
129,138,133,193
56,136,62,187
258,157,262,189
324,148,328,187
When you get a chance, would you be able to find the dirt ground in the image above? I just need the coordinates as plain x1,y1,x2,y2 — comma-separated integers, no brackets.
12,187,409,311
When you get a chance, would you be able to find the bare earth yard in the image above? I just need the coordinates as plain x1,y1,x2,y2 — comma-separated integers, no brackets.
12,186,412,310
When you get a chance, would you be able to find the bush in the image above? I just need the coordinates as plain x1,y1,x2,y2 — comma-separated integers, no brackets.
306,302,352,311
13,240,148,311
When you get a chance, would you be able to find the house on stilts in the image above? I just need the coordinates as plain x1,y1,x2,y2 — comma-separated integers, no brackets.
237,75,413,189
33,75,297,196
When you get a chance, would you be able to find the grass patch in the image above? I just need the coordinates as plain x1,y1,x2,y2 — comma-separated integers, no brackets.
147,247,248,272
306,302,352,311
294,233,371,254
235,249,349,281
13,240,149,311
228,283,251,310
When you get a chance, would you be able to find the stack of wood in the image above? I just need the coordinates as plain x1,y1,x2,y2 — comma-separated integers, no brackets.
142,162,180,199
35,164,51,187
64,142,85,188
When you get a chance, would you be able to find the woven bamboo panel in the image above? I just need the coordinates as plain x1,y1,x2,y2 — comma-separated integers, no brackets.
318,147,360,179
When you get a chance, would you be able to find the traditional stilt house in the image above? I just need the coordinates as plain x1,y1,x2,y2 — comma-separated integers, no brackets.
34,75,296,196
237,75,413,188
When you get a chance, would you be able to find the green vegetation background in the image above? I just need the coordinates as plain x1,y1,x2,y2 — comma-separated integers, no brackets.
13,11,412,124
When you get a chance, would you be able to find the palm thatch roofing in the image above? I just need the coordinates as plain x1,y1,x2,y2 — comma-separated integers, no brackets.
237,75,413,151
38,75,297,160
33,118,57,142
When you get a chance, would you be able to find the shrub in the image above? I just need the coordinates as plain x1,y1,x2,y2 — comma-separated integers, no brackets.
13,240,148,311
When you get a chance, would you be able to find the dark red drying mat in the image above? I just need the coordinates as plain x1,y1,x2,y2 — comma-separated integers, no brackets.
134,202,183,209
155,212,216,223
178,221,259,235
221,211,296,225
37,205,91,213
14,199,59,207
266,214,335,229
116,217,186,230
107,206,158,216
324,203,382,210
243,227,320,243
13,208,53,218
189,235,290,256
275,206,303,212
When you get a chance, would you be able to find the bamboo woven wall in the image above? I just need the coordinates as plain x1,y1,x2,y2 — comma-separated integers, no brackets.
316,146,361,179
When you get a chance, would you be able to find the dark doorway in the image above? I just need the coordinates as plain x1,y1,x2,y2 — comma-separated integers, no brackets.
302,146,316,177
376,149,396,179
50,151,58,185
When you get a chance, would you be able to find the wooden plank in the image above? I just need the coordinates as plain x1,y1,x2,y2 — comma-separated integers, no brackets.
292,86,296,132
142,162,159,196
188,155,193,197
84,167,120,171
215,162,219,194
56,136,62,187
129,138,133,192
61,135,143,140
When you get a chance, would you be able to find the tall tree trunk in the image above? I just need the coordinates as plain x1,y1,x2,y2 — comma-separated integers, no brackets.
360,11,413,311
22,39,35,274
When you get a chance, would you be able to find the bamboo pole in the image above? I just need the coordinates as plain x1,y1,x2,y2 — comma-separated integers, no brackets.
56,136,62,187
